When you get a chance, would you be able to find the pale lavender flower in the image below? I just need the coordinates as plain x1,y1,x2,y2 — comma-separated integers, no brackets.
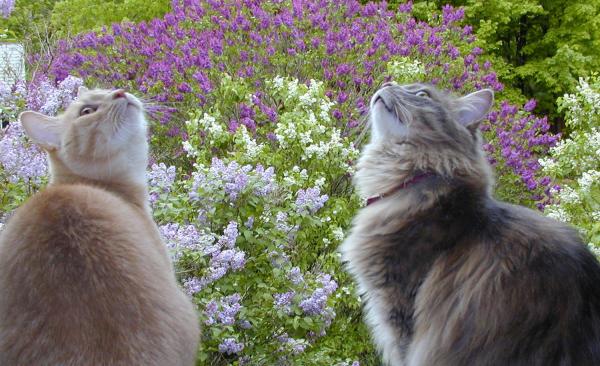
204,300,219,325
273,291,295,308
254,164,276,196
206,265,228,283
27,75,82,116
239,320,252,329
204,293,244,326
183,277,204,296
295,187,329,214
275,211,290,231
218,338,244,354
219,221,239,248
288,267,304,285
289,339,306,354
230,251,246,270
299,273,337,316
0,121,48,183
1,0,14,18
148,163,176,191
159,223,214,261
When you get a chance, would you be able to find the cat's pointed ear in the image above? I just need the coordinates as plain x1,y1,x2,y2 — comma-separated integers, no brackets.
77,86,89,97
19,111,62,151
456,89,494,131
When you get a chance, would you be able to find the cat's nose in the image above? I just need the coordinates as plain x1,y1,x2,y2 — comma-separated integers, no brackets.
113,89,127,99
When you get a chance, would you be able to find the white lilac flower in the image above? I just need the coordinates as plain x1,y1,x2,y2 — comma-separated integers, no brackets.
557,186,581,205
332,227,345,242
544,205,571,223
578,170,600,193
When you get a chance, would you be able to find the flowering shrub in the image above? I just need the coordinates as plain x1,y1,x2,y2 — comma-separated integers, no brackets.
540,76,600,251
36,0,558,205
0,75,82,213
146,76,368,364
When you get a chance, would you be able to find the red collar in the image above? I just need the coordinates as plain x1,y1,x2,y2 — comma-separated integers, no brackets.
366,173,434,206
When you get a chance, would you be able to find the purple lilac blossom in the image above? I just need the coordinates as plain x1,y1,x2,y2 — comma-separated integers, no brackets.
0,122,48,183
299,273,338,316
295,187,329,214
1,0,14,18
159,223,212,261
273,291,295,309
288,267,304,285
218,338,244,355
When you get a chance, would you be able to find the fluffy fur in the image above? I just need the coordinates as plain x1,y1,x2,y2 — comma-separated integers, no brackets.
340,83,600,366
0,88,199,365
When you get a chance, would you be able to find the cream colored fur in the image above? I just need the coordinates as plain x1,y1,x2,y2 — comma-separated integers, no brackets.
0,88,199,365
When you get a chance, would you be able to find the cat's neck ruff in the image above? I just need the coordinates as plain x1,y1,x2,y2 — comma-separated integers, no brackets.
366,172,434,206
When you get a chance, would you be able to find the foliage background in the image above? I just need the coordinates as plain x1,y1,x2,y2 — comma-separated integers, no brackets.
395,0,600,131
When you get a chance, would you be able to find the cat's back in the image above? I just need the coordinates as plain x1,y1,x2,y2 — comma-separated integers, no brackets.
0,184,199,366
413,198,600,366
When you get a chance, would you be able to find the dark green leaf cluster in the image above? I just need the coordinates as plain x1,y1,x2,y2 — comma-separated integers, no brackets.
390,0,600,132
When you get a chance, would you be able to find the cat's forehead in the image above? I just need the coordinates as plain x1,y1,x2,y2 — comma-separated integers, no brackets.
400,83,427,91
77,89,114,104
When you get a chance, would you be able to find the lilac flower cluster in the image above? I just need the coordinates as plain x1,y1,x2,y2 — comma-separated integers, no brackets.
204,293,243,326
0,0,14,18
218,338,245,355
179,222,245,295
299,273,338,316
275,333,307,355
273,291,295,313
159,223,210,261
0,121,47,183
26,75,83,116
295,187,329,214
482,101,560,206
190,158,276,204
147,163,176,205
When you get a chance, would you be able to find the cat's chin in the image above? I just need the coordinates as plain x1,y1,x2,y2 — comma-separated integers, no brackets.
370,102,407,141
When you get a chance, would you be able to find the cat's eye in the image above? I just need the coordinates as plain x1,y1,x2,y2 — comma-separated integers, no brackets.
79,105,98,116
416,90,430,98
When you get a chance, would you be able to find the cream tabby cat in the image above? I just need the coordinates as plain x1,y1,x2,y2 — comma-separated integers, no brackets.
341,83,600,366
0,87,199,365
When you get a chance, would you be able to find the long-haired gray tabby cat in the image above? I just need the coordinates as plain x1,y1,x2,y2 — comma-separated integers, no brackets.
341,83,600,366
0,87,199,365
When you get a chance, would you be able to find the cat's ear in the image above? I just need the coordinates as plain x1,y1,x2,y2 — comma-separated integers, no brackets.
19,111,62,151
456,89,494,131
77,86,89,97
